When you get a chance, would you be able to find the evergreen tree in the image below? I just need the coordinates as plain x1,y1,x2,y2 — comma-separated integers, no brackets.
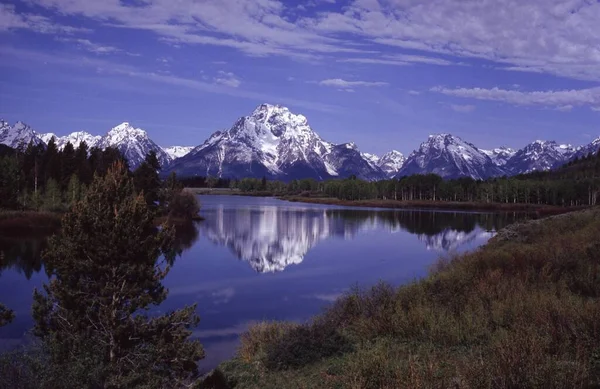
60,142,77,189
32,162,204,388
0,155,21,208
133,151,162,208
43,138,61,184
75,141,93,185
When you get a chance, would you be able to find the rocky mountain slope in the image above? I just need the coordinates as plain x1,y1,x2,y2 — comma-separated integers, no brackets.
397,134,505,180
164,104,385,181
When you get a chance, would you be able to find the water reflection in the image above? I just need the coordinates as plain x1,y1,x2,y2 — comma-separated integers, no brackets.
0,223,201,280
0,237,47,280
198,205,519,273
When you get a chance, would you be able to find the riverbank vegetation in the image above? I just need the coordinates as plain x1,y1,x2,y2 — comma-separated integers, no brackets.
203,207,600,388
0,162,204,388
221,150,600,209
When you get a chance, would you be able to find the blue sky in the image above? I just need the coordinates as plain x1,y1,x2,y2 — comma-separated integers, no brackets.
1,0,600,156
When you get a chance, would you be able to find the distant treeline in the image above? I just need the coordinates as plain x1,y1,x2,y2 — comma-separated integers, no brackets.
224,151,600,207
0,140,197,220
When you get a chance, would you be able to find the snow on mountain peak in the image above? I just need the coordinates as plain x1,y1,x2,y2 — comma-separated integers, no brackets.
0,120,44,148
482,146,516,167
505,140,575,174
399,133,502,180
377,150,406,177
97,122,171,169
164,146,194,160
165,104,386,180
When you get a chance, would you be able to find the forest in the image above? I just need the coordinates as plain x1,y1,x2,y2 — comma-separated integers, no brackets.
228,151,600,207
0,139,196,221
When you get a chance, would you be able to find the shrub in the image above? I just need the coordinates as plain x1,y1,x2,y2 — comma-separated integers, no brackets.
169,190,200,220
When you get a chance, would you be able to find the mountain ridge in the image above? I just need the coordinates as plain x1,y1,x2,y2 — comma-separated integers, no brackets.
3,107,600,180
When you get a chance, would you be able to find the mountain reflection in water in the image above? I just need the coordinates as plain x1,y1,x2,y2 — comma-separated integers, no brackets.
198,205,518,273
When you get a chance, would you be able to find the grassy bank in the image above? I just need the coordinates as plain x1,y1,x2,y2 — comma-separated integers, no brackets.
202,207,600,389
279,196,583,216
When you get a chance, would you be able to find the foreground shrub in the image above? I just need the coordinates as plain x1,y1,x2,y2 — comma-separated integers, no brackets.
169,190,201,220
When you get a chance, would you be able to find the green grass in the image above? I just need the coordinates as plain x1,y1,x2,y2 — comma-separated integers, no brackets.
201,208,600,389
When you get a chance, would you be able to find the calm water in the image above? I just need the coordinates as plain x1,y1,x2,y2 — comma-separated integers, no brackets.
0,196,522,370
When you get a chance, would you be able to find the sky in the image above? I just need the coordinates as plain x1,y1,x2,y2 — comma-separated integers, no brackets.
1,0,600,156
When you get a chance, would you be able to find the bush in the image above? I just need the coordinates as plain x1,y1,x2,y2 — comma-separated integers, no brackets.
169,190,200,220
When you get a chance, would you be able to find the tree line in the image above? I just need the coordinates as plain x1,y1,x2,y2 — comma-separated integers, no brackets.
226,150,600,207
0,139,197,219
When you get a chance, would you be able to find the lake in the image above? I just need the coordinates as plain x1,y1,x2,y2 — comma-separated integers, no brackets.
0,195,522,371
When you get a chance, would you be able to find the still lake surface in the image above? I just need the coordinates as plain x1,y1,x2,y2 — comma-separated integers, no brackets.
0,195,522,370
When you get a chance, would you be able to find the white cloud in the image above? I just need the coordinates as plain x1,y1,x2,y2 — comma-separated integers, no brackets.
304,0,600,80
432,86,600,110
12,0,600,81
592,107,600,112
450,104,476,113
214,71,241,88
319,78,388,88
56,38,129,55
408,90,421,95
555,105,573,112
0,3,89,34
339,54,456,67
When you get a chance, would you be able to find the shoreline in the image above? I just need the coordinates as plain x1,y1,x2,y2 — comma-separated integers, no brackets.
276,196,585,216
0,210,203,236
203,207,600,388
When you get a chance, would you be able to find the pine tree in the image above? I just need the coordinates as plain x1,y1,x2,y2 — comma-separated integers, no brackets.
32,162,204,388
133,151,162,209
60,141,77,189
43,138,61,184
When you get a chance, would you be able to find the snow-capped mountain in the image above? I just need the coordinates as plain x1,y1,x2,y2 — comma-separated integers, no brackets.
0,120,44,149
572,136,600,160
482,147,516,167
39,132,57,144
164,146,194,160
504,140,575,175
324,143,386,180
397,134,505,180
40,131,102,150
377,150,406,177
97,122,171,169
164,104,384,180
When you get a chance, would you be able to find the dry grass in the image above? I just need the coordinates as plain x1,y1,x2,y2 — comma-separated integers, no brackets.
207,208,600,389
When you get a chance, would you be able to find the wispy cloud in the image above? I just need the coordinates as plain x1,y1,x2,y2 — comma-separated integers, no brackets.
214,71,241,88
11,0,600,80
0,3,89,34
432,86,600,110
56,38,134,55
340,54,456,67
1,46,341,113
450,104,476,113
319,78,388,88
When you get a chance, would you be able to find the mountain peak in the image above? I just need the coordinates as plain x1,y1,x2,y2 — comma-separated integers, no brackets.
399,133,501,180
250,103,308,128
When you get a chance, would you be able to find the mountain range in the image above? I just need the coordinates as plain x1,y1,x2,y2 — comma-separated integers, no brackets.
1,103,599,179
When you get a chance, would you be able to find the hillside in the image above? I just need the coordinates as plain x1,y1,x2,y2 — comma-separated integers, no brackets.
202,207,600,388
